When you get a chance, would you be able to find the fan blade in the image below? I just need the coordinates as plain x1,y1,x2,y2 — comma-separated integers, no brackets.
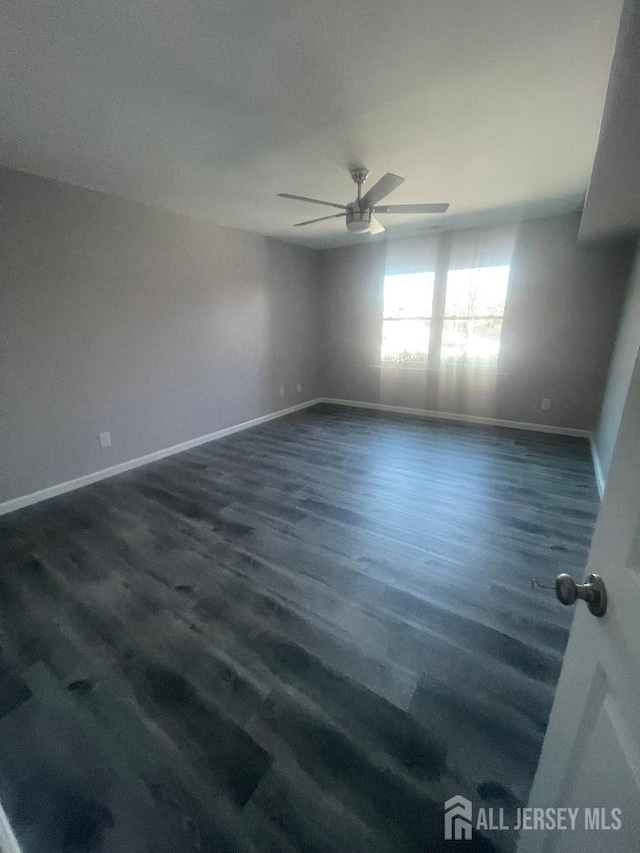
368,215,385,235
293,213,346,227
278,193,346,210
360,173,405,208
373,203,450,214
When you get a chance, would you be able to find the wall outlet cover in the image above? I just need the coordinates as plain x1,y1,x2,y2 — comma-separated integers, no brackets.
541,398,552,410
99,431,112,448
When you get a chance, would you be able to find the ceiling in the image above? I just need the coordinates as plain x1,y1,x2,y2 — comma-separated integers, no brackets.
0,0,623,248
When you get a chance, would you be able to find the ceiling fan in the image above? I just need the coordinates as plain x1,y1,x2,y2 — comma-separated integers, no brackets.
278,168,449,234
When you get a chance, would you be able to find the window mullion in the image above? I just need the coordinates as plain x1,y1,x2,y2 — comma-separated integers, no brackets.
427,232,452,370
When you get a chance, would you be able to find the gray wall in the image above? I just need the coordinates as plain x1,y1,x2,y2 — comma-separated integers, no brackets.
320,213,633,431
0,167,321,502
593,244,640,487
499,215,633,429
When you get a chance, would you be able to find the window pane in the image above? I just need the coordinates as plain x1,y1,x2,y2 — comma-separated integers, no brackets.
444,265,510,318
383,273,435,318
440,318,503,365
381,319,430,363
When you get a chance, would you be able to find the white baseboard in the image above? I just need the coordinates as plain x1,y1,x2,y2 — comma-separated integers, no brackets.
0,398,322,517
318,397,592,438
590,438,605,499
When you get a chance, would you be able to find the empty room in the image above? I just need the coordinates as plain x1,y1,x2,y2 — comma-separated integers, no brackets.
2,0,640,851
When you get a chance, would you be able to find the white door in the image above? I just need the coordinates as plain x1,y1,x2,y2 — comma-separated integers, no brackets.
518,354,640,851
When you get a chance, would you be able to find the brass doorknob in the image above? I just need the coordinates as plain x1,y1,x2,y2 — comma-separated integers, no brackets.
531,573,607,617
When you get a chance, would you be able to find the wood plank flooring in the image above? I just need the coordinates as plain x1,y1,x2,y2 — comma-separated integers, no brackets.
0,403,599,852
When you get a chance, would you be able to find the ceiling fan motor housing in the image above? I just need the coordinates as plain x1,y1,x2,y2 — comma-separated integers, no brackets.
346,205,371,232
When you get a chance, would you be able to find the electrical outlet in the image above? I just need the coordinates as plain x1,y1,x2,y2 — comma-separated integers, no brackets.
541,398,552,411
279,386,285,397
99,431,112,448
296,383,302,393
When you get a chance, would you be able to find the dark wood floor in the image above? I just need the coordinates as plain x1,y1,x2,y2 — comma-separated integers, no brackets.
0,404,599,852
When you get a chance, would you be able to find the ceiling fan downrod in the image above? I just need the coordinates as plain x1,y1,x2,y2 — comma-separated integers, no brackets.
351,168,369,205
348,168,372,231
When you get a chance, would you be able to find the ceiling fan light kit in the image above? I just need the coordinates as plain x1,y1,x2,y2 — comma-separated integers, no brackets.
346,207,372,233
278,167,449,235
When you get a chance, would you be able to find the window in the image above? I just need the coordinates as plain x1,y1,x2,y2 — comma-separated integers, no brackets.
380,264,510,369
381,272,435,364
441,265,510,367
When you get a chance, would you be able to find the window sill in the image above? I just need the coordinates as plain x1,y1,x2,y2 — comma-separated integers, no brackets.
372,363,508,376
